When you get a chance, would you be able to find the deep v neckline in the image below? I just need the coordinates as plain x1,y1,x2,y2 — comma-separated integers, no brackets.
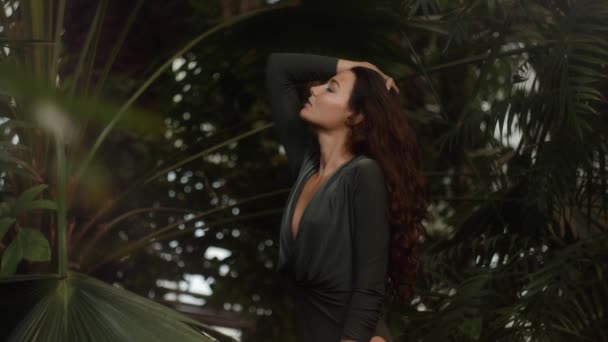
289,154,362,242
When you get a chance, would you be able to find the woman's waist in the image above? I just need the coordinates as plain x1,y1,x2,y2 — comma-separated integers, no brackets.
293,279,352,306
293,283,353,325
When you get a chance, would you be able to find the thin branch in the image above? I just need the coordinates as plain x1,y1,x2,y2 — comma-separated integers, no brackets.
74,121,273,244
73,1,297,195
78,187,290,266
49,0,65,87
398,43,553,81
144,122,273,184
92,0,144,98
85,208,283,273
0,39,55,44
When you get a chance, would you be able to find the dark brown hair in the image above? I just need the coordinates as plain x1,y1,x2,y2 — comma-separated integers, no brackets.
345,66,431,306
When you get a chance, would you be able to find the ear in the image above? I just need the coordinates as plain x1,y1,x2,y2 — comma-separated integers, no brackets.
353,112,365,125
345,111,365,127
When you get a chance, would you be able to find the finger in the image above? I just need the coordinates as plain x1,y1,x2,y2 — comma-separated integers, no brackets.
385,78,393,90
388,79,400,94
386,79,399,93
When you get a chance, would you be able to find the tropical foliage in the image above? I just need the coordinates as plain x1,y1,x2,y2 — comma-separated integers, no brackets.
0,0,606,341
0,0,236,340
388,0,608,341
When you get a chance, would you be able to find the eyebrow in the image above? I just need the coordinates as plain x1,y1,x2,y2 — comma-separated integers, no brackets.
329,78,341,88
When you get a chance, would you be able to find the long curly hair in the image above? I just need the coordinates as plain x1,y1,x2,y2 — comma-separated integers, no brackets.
344,66,431,306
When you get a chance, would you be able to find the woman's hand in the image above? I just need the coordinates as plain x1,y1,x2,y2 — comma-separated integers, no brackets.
359,62,400,95
337,59,400,95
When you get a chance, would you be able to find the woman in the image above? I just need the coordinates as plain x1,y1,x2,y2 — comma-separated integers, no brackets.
265,52,429,342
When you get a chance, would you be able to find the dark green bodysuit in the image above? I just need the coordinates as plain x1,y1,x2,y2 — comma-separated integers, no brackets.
265,52,393,342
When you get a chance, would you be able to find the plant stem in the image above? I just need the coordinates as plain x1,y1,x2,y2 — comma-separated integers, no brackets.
55,135,67,277
73,2,295,196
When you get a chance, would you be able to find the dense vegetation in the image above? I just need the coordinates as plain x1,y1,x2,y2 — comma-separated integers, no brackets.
0,0,606,341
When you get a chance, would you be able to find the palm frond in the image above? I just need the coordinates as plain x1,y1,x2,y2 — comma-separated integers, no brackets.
0,271,235,342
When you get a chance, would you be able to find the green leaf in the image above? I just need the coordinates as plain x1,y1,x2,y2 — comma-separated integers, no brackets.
18,228,51,262
17,200,58,213
0,272,235,342
0,152,41,182
0,228,50,276
13,184,48,214
0,203,10,217
0,238,23,276
0,217,15,241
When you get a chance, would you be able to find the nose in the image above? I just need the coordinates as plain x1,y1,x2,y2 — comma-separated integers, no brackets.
309,84,318,96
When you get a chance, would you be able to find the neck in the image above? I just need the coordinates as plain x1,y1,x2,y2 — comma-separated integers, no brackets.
316,129,355,177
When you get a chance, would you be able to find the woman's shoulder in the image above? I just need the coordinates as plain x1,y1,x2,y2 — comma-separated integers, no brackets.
349,155,385,187
348,155,388,203
352,155,380,168
351,155,383,176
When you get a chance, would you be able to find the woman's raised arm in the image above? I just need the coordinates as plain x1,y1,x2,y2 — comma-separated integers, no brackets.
264,52,338,179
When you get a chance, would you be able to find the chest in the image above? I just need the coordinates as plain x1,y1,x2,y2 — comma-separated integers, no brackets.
282,166,358,284
291,173,323,241
287,165,356,246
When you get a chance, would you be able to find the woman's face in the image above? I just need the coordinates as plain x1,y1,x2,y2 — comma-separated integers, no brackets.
300,69,361,130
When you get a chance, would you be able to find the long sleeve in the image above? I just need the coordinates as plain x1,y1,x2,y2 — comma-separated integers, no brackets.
264,52,338,180
341,159,391,341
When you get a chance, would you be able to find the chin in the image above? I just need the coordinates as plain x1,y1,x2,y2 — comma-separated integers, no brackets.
299,110,315,125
